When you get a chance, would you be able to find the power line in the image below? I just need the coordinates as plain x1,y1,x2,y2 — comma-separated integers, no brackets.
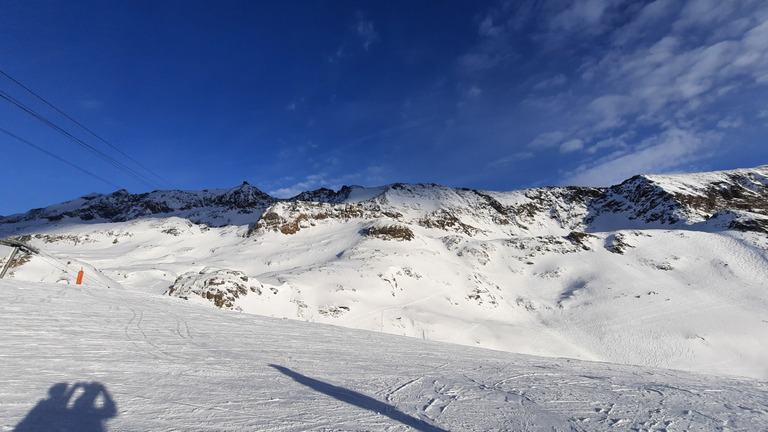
0,127,121,189
0,89,162,189
0,67,176,189
0,238,115,288
35,250,111,288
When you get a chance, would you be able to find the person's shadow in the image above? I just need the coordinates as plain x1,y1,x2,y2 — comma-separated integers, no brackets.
14,382,117,432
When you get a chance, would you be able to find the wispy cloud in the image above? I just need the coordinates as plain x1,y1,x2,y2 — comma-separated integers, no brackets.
268,166,387,198
356,13,378,51
528,131,569,149
560,139,583,153
79,99,105,110
326,45,345,63
269,173,329,198
285,97,305,111
533,73,567,91
548,0,621,35
461,0,768,186
489,151,534,167
562,128,721,186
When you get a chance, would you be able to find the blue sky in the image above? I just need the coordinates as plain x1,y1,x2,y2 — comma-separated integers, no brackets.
1,0,767,215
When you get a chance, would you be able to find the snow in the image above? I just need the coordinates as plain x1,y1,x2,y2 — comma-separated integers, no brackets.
644,165,768,197
2,279,767,431
344,185,388,202
4,209,768,381
2,165,768,429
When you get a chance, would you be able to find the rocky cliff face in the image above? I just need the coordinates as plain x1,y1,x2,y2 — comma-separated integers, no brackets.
249,165,768,239
2,166,767,236
587,166,768,230
0,183,277,230
250,183,605,239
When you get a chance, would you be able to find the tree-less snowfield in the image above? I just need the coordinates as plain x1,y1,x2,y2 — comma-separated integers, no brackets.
2,279,767,431
2,166,768,430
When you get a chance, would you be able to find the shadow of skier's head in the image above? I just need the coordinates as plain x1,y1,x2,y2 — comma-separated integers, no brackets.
14,381,117,432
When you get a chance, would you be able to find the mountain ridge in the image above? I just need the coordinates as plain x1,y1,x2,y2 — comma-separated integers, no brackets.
3,165,767,235
2,165,768,379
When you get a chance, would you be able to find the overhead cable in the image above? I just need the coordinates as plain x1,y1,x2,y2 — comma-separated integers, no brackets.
0,127,121,189
0,89,162,189
0,67,175,189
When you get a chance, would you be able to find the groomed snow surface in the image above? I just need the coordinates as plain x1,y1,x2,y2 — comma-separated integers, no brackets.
2,280,767,431
5,214,768,380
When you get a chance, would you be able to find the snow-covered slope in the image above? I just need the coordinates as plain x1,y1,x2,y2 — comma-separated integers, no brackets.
588,165,768,231
2,165,767,381
0,182,276,228
2,280,767,431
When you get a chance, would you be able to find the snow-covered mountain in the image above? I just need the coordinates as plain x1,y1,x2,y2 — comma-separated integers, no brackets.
3,166,766,233
2,165,767,380
0,181,276,228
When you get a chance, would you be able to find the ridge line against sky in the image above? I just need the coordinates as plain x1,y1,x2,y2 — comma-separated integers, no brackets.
1,0,767,215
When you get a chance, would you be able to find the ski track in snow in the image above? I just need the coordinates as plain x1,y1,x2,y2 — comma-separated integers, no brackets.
2,280,767,431
4,217,768,380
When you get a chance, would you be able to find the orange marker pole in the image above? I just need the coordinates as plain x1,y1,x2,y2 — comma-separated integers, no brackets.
76,270,84,285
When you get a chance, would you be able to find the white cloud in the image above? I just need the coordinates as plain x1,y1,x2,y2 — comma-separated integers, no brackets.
533,74,567,90
550,0,619,33
586,137,628,154
672,0,765,41
326,45,345,63
528,131,569,149
269,173,329,198
585,94,632,131
356,14,378,51
489,151,535,167
612,0,681,47
717,117,743,129
537,2,768,182
562,128,720,186
560,139,584,153
478,14,503,37
458,52,501,73
456,4,521,75
457,0,768,186
586,5,768,127
268,168,383,198
467,85,482,98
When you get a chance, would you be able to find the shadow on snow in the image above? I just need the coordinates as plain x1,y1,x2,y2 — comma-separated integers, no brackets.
14,382,117,432
269,364,450,432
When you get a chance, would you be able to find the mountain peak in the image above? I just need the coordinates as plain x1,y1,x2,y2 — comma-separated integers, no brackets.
3,165,768,381
2,165,767,235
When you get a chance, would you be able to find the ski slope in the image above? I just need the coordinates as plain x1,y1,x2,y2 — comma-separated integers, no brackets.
4,213,768,380
2,279,767,431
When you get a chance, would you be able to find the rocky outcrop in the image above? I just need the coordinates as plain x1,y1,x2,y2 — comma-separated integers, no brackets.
3,166,766,236
0,183,277,229
167,268,265,310
249,201,402,235
587,165,768,232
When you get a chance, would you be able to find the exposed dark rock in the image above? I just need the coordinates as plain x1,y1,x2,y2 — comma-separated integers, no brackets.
362,225,415,241
3,166,766,236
